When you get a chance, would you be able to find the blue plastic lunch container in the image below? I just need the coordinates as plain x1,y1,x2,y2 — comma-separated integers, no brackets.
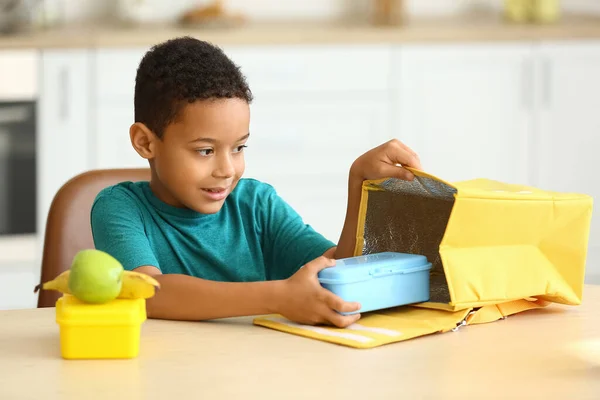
317,252,432,315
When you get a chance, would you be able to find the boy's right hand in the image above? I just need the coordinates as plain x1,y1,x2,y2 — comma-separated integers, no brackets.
275,256,362,328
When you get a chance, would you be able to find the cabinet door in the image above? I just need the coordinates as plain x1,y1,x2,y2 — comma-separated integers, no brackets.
93,48,149,170
37,50,92,239
394,44,534,185
244,99,390,243
0,265,38,310
95,103,146,169
535,42,600,282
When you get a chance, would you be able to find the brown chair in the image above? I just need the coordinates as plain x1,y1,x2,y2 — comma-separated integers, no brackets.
37,168,150,308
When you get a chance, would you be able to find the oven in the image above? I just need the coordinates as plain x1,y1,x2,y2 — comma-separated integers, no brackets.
0,50,38,267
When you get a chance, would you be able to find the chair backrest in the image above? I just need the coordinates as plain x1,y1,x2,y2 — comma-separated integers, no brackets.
37,168,150,308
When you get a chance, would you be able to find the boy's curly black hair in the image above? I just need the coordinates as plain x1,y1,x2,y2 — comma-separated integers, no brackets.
134,36,253,138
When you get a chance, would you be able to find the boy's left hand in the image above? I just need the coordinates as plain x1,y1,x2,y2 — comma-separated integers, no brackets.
350,139,422,183
334,138,422,260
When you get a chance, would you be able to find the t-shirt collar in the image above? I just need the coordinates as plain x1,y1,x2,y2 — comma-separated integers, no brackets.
141,182,218,220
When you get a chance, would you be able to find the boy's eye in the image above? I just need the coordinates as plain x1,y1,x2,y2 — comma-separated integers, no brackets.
196,148,213,156
233,145,248,154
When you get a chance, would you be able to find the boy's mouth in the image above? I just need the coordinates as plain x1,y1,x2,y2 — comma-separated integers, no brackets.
201,187,229,201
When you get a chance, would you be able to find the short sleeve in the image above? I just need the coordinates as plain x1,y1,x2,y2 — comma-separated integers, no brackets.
90,187,160,272
260,185,336,280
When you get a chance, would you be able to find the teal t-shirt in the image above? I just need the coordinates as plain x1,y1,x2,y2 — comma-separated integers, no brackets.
90,179,336,282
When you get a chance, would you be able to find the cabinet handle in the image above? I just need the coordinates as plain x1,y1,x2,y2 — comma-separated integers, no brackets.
522,58,534,111
58,66,69,121
542,58,552,109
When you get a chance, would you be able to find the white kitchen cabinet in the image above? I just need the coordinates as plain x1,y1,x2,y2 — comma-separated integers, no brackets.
394,44,534,186
95,48,148,103
93,48,148,170
95,103,147,169
224,44,392,94
534,41,600,281
227,45,393,241
0,264,38,310
244,98,390,242
37,50,92,242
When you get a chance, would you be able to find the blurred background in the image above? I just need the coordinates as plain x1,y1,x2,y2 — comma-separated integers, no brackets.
0,0,599,309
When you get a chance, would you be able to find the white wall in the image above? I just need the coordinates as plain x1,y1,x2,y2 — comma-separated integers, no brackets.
56,0,600,24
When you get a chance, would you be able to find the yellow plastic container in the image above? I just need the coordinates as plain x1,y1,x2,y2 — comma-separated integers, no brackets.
504,0,561,23
55,294,147,360
504,0,533,23
532,0,561,23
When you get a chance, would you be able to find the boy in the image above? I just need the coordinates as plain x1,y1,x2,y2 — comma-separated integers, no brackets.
91,37,422,328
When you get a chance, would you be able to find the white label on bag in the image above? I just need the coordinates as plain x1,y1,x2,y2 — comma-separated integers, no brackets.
265,316,374,344
347,323,403,337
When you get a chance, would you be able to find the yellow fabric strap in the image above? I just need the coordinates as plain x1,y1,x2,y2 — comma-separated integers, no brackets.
466,298,550,325
254,307,471,349
253,298,549,349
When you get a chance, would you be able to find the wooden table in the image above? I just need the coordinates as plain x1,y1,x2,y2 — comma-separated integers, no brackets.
1,286,599,399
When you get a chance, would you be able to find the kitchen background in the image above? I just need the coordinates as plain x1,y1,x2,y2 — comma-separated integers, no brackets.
1,0,599,310
32,0,600,23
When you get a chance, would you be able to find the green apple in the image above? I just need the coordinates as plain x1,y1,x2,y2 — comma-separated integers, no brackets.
68,249,124,304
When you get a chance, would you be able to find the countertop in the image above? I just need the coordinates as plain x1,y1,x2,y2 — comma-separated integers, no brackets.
1,14,600,49
1,285,599,399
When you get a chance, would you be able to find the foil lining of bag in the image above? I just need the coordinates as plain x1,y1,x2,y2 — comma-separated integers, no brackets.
361,176,457,304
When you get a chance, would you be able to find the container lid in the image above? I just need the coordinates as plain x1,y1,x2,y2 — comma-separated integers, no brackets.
318,252,431,285
55,295,146,326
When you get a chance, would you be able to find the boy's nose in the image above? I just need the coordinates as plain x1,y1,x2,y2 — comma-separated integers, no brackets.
213,154,235,179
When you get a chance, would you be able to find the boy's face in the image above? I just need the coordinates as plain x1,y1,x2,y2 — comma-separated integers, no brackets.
149,98,250,214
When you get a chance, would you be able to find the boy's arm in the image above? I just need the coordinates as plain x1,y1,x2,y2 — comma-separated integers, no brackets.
135,259,359,327
333,139,422,259
132,266,280,320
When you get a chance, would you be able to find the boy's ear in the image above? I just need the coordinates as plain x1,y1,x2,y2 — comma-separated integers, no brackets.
130,122,157,159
